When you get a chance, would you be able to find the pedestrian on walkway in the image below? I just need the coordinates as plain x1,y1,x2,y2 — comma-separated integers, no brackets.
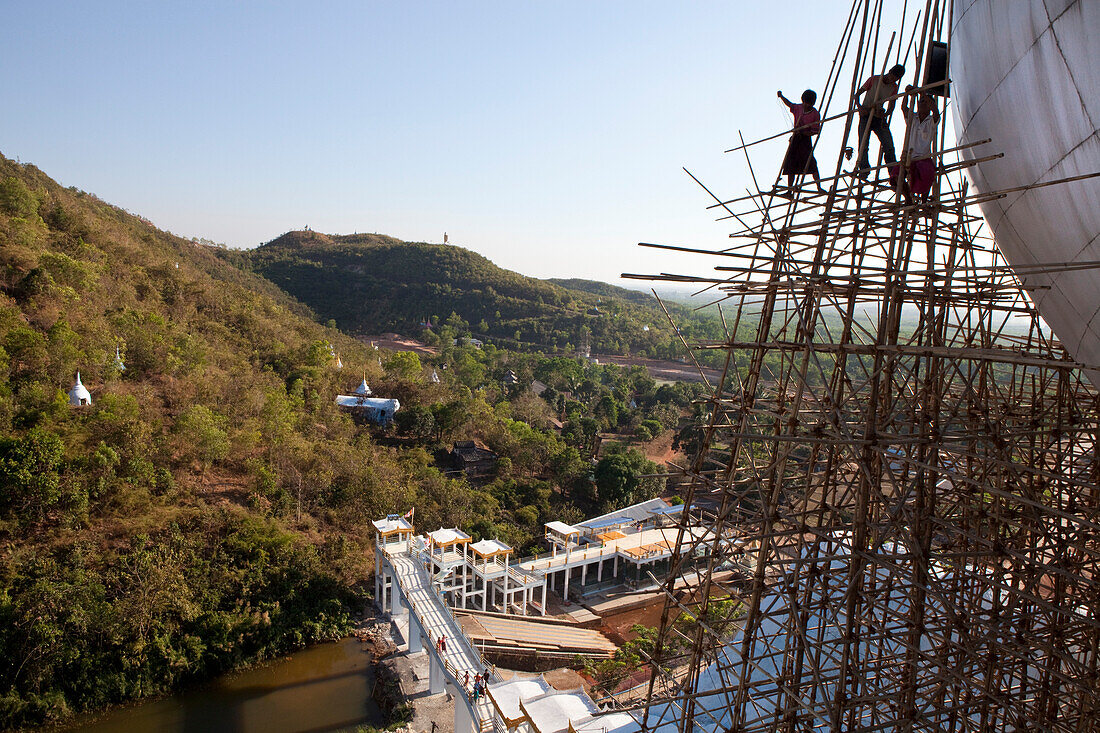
440,634,447,652
464,670,470,687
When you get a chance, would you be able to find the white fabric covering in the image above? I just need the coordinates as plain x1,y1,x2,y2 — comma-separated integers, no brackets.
951,0,1100,386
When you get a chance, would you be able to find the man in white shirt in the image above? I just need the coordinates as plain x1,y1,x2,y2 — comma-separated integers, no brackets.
889,91,940,203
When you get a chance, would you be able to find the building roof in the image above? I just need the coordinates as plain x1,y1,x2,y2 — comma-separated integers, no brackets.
579,517,630,531
68,372,92,406
335,395,399,410
372,516,413,534
487,676,554,724
452,441,498,463
571,712,641,733
521,690,600,733
427,527,471,546
545,521,580,537
578,498,674,531
649,503,684,516
471,538,512,557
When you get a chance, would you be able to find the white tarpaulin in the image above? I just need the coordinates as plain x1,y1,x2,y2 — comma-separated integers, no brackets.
951,0,1100,386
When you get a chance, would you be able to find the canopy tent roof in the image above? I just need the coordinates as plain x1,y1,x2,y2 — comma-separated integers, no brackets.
372,516,414,535
471,538,513,558
544,521,580,537
427,527,471,546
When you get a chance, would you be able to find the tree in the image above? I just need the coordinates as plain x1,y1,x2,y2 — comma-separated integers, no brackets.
431,399,471,441
0,427,65,523
395,404,435,439
594,394,621,430
175,405,229,486
384,351,422,380
593,448,661,511
0,176,37,218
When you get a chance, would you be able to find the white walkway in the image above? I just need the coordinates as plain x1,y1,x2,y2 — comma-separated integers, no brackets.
387,549,498,731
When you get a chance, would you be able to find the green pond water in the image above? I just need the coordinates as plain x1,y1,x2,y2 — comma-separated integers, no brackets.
59,637,386,733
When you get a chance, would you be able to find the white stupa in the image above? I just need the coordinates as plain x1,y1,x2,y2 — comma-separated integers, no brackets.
68,372,92,406
354,378,372,396
113,346,125,372
430,370,440,383
335,354,344,369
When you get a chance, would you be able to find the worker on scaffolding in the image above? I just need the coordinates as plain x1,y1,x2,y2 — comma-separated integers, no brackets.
889,89,940,204
853,64,905,179
777,89,825,193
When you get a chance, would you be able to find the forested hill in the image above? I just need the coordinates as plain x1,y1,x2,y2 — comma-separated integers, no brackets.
0,153,702,729
545,278,657,307
0,154,430,727
239,231,696,357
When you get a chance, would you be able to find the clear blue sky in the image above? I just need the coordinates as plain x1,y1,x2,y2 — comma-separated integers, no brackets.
2,2,917,285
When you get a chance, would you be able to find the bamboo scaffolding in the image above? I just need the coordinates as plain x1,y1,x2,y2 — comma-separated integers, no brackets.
633,2,1100,730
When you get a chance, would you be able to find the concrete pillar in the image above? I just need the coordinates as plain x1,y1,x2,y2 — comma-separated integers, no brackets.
389,572,400,615
597,558,603,583
614,554,619,578
541,581,547,616
581,562,588,587
408,613,423,653
521,586,528,615
429,650,445,695
482,576,488,611
375,551,382,608
564,566,570,602
453,686,475,733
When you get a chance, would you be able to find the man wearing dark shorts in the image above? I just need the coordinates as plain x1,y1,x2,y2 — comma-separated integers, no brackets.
854,64,905,178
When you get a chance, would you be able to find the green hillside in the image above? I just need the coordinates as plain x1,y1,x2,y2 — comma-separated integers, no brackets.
239,231,696,356
0,154,697,728
545,278,657,307
0,156,435,727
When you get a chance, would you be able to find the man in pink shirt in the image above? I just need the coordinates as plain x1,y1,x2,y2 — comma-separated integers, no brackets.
777,89,825,192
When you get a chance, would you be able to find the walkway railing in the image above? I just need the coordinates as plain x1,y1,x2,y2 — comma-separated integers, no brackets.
384,543,501,732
